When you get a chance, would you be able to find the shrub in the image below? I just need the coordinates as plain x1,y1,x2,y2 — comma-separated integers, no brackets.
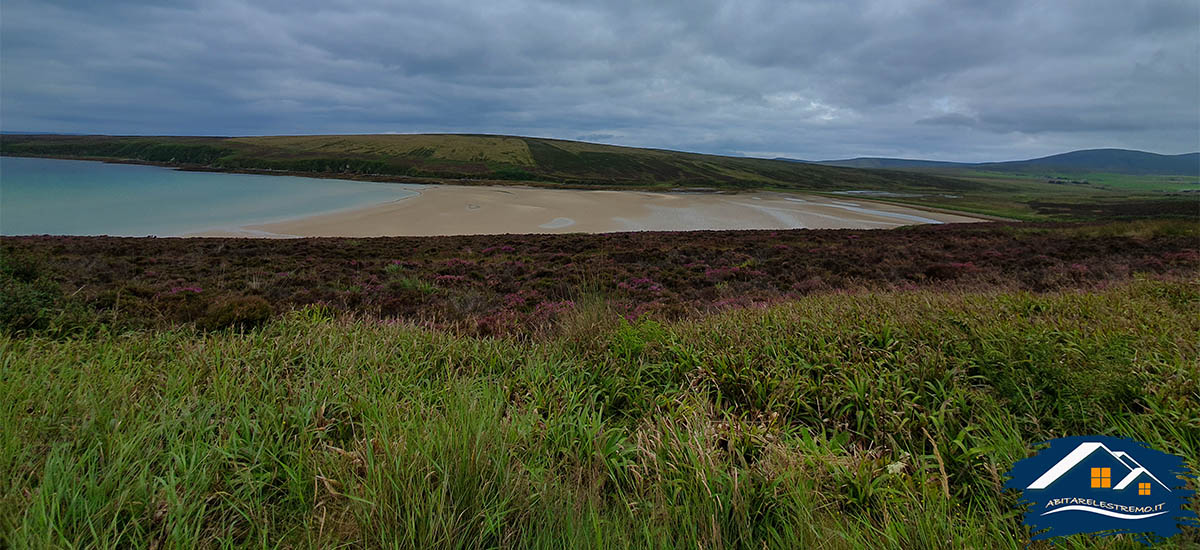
2,252,43,283
294,303,336,323
0,275,61,333
617,277,663,292
924,261,978,280
198,295,272,331
387,276,437,295
0,253,62,332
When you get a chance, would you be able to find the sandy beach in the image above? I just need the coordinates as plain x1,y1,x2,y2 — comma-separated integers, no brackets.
194,185,984,237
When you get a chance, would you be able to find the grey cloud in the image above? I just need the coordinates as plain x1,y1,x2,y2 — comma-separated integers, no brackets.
1,0,1197,161
916,114,979,127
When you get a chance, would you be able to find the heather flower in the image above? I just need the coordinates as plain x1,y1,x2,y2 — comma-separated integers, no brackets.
534,300,575,318
617,277,663,292
712,297,745,309
1162,250,1199,263
503,289,541,308
704,266,764,281
442,258,477,268
924,261,978,280
475,309,521,336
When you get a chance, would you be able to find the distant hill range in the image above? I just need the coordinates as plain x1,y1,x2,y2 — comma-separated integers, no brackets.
786,149,1200,176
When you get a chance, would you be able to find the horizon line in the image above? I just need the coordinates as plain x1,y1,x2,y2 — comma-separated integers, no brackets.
2,130,1197,165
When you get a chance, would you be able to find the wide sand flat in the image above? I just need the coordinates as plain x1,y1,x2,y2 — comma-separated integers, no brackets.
197,185,983,237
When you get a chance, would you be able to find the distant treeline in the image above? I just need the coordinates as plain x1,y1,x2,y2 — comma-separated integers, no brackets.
1,138,232,165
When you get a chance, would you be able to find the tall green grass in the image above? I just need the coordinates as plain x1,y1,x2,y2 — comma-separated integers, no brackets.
2,280,1197,548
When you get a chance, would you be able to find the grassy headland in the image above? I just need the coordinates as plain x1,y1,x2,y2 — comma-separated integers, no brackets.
4,133,1196,220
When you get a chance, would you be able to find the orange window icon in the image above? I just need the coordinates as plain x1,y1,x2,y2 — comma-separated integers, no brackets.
1139,482,1151,495
1090,467,1111,488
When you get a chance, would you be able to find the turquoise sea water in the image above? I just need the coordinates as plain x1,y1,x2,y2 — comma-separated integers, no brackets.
0,157,419,236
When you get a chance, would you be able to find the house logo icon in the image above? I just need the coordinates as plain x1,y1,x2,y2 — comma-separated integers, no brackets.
1004,435,1197,544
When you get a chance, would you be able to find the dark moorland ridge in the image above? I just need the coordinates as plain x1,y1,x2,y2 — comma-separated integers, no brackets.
802,148,1200,175
4,220,1196,335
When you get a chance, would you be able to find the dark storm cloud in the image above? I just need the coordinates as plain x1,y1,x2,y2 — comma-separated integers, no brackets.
2,0,1197,160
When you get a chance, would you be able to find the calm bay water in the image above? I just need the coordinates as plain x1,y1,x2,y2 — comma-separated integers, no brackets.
0,157,418,236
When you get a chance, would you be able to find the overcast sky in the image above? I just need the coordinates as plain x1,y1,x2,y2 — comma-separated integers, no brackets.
2,0,1197,161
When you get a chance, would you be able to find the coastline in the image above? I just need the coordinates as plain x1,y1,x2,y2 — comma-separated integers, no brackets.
2,153,989,237
191,185,985,237
0,156,425,237
0,152,717,191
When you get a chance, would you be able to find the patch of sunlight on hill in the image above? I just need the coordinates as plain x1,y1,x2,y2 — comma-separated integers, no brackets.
530,137,679,157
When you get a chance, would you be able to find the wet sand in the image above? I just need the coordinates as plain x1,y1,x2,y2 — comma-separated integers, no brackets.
194,185,984,237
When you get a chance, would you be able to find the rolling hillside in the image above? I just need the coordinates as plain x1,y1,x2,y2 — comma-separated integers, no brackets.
0,133,983,193
809,148,1200,175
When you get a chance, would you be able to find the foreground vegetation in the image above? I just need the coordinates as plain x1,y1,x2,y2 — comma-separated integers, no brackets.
3,221,1197,547
2,280,1197,548
4,134,1196,219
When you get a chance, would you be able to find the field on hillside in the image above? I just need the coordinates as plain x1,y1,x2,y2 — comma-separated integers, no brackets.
949,170,1199,193
823,164,1199,220
9,133,1197,220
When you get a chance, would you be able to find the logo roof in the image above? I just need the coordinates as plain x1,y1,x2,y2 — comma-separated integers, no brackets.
1026,441,1171,491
